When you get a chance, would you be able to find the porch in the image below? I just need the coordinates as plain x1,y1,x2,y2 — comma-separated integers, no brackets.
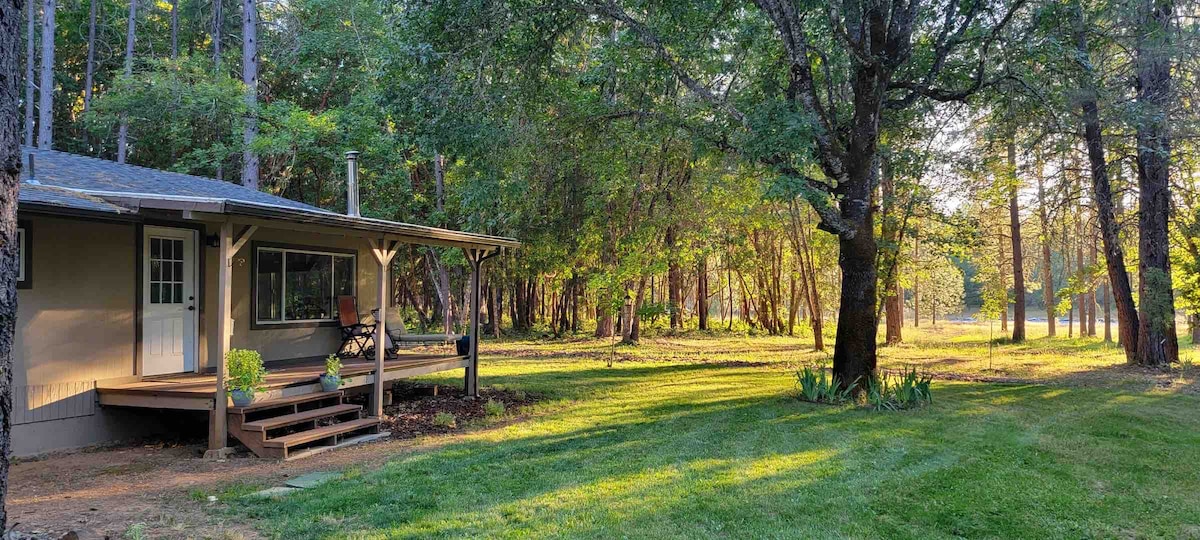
96,352,471,411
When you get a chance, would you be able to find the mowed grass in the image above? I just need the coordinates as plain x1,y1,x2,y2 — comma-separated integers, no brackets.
234,325,1200,538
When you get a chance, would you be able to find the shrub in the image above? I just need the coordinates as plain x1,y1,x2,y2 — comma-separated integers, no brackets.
432,412,457,428
484,399,506,417
795,367,854,404
866,367,933,411
226,349,266,394
324,354,342,378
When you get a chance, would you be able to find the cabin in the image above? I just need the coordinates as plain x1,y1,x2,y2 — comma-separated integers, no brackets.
11,147,518,459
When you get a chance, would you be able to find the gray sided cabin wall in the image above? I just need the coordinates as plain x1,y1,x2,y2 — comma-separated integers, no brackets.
11,214,177,456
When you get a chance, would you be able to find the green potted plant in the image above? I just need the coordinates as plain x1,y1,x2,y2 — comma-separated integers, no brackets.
321,354,342,392
226,349,266,407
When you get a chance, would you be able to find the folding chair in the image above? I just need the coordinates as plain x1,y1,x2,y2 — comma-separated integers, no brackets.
337,296,376,358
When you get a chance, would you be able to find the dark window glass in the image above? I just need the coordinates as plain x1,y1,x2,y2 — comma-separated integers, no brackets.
285,252,333,321
256,250,283,322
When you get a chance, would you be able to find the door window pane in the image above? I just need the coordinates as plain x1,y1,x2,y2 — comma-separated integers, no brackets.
149,237,185,305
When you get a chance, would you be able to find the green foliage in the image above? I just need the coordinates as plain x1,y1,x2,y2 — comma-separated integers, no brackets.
794,367,854,404
866,368,934,411
226,349,267,394
432,412,457,428
325,354,342,378
484,399,506,417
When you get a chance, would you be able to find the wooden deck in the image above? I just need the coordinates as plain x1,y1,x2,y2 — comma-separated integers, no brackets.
97,353,470,410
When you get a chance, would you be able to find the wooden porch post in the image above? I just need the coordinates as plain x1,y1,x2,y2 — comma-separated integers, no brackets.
206,221,233,458
206,222,256,459
464,248,486,398
368,238,398,418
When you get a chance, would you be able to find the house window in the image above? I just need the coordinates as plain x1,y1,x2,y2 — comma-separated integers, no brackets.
255,246,355,324
16,222,29,289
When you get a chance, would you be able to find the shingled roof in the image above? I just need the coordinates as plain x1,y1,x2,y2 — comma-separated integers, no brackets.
19,147,322,212
16,147,520,249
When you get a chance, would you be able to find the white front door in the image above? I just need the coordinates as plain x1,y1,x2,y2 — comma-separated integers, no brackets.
142,226,198,376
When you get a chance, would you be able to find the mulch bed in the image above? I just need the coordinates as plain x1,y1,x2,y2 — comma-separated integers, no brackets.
375,382,538,439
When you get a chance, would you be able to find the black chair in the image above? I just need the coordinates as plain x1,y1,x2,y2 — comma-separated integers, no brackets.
337,296,375,358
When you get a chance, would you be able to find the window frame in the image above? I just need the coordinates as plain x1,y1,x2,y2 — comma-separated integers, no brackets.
250,241,357,330
16,220,30,289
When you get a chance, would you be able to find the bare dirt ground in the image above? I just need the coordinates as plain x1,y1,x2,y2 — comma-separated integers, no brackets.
6,385,534,539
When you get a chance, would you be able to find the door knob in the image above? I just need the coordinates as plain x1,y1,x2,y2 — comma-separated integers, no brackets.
187,306,195,311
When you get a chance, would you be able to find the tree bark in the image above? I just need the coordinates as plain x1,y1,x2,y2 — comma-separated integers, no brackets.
1008,141,1025,342
83,0,96,111
1133,0,1179,367
35,0,52,148
169,0,178,59
697,255,708,331
240,0,258,188
1071,0,1139,358
881,156,903,345
666,225,681,329
211,0,222,67
999,232,1008,333
23,0,33,147
912,228,920,328
116,0,136,163
1035,158,1056,337
1,0,24,523
831,211,877,388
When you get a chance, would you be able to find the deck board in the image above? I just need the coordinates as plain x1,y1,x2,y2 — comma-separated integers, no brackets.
97,353,466,402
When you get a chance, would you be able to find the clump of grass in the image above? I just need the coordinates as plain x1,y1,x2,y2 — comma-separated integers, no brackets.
795,366,854,404
484,399,506,417
432,412,457,428
513,389,527,401
124,523,148,540
866,367,933,410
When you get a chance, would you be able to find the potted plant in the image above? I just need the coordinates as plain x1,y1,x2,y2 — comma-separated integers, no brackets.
321,354,342,392
226,349,266,407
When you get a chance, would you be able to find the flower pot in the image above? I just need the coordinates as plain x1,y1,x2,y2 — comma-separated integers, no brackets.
230,389,254,407
320,374,341,392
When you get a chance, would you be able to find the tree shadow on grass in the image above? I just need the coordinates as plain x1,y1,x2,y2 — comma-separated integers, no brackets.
238,362,1200,539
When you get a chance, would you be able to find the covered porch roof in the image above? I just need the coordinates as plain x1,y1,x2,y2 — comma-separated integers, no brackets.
16,146,519,251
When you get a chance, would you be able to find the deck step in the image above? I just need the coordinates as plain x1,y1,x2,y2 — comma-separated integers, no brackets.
241,404,362,432
263,417,381,449
229,391,343,414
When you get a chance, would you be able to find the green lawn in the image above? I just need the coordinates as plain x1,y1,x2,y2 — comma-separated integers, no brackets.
234,326,1200,538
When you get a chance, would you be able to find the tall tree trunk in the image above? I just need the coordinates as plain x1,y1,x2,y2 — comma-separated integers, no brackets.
169,0,177,59
912,227,920,328
666,226,681,329
35,0,52,148
1080,205,1089,338
999,232,1008,333
831,215,877,388
239,0,258,188
116,0,135,163
1,0,23,524
83,0,96,111
1035,158,1056,337
1071,0,1139,358
1133,0,1179,367
697,255,708,331
1008,140,1026,342
1087,227,1097,336
23,0,34,146
1066,220,1074,338
211,0,221,67
881,156,903,345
